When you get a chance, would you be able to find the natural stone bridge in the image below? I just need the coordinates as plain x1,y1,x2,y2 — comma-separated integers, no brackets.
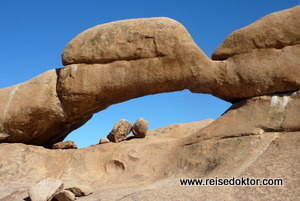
0,5,300,147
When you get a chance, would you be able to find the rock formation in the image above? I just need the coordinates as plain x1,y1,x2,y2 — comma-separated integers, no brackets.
0,69,91,148
0,5,299,147
66,186,93,197
27,179,93,201
132,118,148,138
1,119,299,200
212,5,300,60
107,119,132,142
0,5,300,201
99,137,110,144
53,190,75,201
28,178,64,201
183,91,300,146
52,141,78,149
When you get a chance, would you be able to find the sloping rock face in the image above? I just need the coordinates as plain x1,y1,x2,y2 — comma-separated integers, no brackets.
184,90,300,145
0,120,299,200
1,6,300,146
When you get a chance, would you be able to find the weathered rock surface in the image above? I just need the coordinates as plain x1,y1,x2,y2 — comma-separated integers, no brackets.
57,17,215,118
209,5,300,101
52,141,78,149
0,6,300,146
184,90,300,145
0,70,92,148
66,185,93,197
99,137,110,144
132,118,148,138
1,5,300,201
107,119,132,142
53,190,75,201
28,178,64,201
212,5,300,60
0,119,299,200
62,17,193,65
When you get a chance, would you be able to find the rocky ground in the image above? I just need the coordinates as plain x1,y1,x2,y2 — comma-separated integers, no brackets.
0,119,299,200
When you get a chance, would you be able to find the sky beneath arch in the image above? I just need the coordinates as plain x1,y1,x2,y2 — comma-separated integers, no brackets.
1,0,299,148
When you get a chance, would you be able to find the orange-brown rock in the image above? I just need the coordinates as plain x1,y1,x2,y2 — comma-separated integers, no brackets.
132,118,148,138
53,190,75,201
1,5,300,201
0,69,92,148
66,185,93,197
212,5,300,60
61,17,199,65
99,138,110,144
206,5,300,102
107,119,132,143
184,90,300,145
57,17,215,118
52,141,78,149
28,178,64,201
0,119,299,200
58,11,300,120
0,6,300,151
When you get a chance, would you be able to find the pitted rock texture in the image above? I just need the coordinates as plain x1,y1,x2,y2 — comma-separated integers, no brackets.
0,6,300,147
0,119,299,200
62,17,192,65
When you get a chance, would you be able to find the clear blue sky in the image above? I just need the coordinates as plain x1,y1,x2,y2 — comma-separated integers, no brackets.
1,1,299,148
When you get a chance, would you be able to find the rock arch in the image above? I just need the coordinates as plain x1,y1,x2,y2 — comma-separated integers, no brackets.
1,5,300,147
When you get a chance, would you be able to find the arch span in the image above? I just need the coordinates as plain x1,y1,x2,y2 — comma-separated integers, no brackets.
1,10,300,147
